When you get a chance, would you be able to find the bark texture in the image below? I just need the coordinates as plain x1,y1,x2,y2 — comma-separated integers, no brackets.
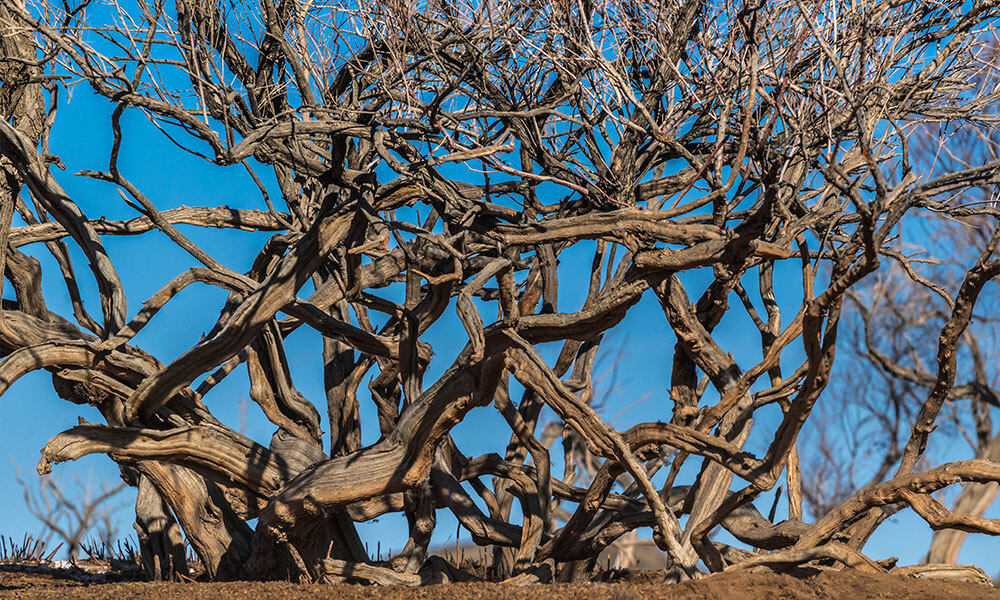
2,0,1000,584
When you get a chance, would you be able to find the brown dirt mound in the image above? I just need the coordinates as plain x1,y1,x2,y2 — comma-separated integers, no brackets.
2,569,999,600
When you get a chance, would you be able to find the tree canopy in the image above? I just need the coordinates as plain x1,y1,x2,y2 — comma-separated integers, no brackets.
1,0,999,583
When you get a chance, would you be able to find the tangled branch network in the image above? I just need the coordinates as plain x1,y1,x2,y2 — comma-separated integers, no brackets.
1,0,999,583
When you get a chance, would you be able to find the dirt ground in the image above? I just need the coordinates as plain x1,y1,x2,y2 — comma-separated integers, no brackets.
3,568,999,600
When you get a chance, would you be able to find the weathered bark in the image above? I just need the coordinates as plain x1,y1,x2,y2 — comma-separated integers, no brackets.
134,475,189,581
725,541,886,574
268,430,368,564
390,482,436,574
320,294,361,457
926,482,1000,564
138,462,251,581
0,119,127,335
6,0,1000,583
10,207,290,247
430,455,524,548
893,564,992,585
125,203,362,423
246,326,322,446
38,424,288,497
321,559,421,586
0,0,45,332
248,341,506,579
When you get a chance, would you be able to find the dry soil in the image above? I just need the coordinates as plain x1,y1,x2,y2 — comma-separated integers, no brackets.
3,568,1000,600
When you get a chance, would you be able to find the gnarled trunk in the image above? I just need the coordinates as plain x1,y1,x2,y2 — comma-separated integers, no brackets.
134,474,188,581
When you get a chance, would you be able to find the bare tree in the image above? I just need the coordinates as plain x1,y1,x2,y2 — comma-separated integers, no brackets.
16,467,125,562
1,0,1000,584
801,43,1000,563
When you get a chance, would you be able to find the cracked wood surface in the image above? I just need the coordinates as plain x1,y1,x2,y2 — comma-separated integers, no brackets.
2,0,1000,585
